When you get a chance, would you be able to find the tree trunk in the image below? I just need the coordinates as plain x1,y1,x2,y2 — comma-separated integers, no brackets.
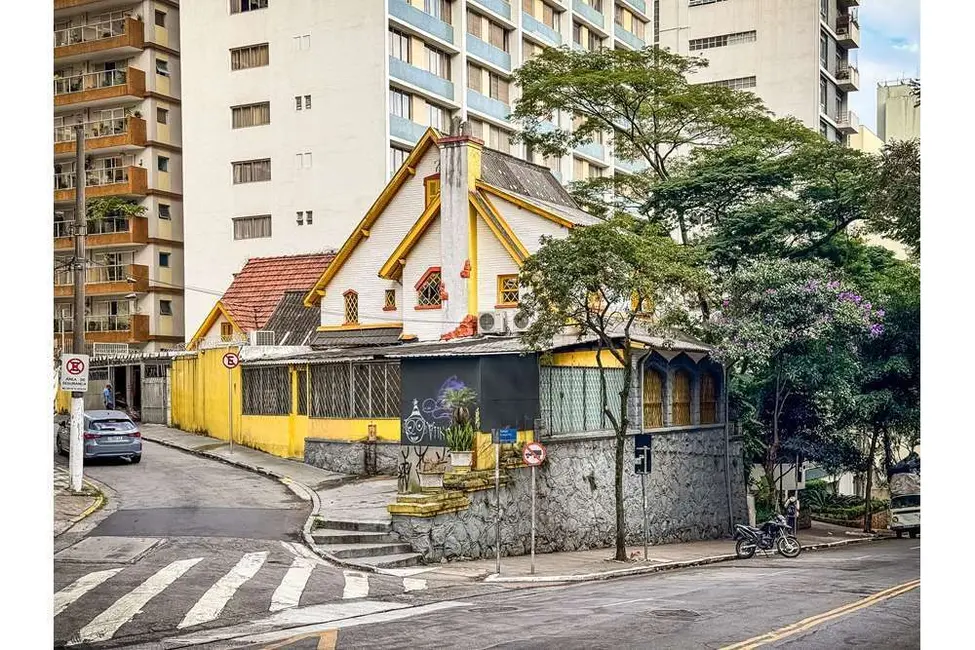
863,426,880,533
596,341,631,562
882,428,894,476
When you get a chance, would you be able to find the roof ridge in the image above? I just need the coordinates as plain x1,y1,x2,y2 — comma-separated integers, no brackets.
243,251,337,263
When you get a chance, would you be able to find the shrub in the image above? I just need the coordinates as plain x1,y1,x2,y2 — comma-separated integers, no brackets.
445,423,475,451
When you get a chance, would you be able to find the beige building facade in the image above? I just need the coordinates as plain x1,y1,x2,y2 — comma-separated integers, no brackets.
877,80,920,143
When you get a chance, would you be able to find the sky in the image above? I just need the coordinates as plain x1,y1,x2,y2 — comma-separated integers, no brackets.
849,0,921,132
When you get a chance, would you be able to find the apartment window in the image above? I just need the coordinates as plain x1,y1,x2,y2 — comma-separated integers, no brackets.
633,19,645,40
671,369,692,426
489,72,509,103
390,147,409,174
820,77,828,113
587,165,603,179
293,35,311,51
429,104,447,131
231,43,269,70
232,158,271,183
543,3,557,29
233,215,272,240
294,94,311,110
487,125,511,153
155,58,169,76
427,46,450,79
384,289,397,311
425,0,451,22
615,5,624,26
642,368,664,428
305,95,312,109
295,152,313,169
488,21,509,52
820,122,828,139
835,95,843,121
157,107,169,124
158,203,171,219
573,22,582,45
343,290,359,324
467,62,482,92
497,275,519,307
689,30,756,51
232,102,271,128
588,31,600,50
231,0,268,13
159,252,171,267
467,10,482,38
581,0,602,10
820,32,828,69
160,300,173,316
416,268,443,308
390,88,412,119
700,76,757,90
296,210,313,225
305,210,312,224
157,156,169,172
390,29,411,62
155,10,166,27
820,0,828,20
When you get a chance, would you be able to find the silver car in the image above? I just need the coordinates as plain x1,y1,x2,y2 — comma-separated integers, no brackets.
56,410,142,463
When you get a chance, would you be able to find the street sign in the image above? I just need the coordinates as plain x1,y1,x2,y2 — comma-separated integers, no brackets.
634,434,652,474
523,441,547,467
497,426,517,444
60,353,90,392
222,352,240,369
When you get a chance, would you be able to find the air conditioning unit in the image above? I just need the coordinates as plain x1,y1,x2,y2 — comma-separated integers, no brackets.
478,310,508,335
509,311,532,333
250,330,276,346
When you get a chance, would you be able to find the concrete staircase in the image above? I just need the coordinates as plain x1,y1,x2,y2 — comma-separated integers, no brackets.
311,518,421,568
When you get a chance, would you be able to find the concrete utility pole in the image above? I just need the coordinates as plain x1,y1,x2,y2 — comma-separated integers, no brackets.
69,123,86,493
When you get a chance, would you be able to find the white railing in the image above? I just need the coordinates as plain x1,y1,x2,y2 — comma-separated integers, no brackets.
836,110,860,130
54,117,129,143
198,334,250,350
55,314,133,333
54,167,130,190
54,16,129,49
55,264,131,286
54,217,130,239
54,68,128,96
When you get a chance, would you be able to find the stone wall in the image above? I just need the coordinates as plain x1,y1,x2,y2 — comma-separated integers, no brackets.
391,426,748,562
304,438,402,477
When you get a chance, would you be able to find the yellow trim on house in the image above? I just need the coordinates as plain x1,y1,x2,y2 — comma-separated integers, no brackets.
468,203,478,315
496,273,519,307
548,350,625,368
476,181,576,229
377,197,442,280
187,300,244,349
316,321,403,332
471,191,530,264
303,128,440,307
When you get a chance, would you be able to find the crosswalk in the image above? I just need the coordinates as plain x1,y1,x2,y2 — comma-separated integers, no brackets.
54,543,428,646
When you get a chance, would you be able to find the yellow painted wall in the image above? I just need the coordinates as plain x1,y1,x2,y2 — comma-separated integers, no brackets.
307,418,401,442
549,350,624,368
55,389,71,413
473,430,534,471
171,347,241,441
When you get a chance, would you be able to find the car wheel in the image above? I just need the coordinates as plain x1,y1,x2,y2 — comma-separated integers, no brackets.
895,530,904,538
909,529,918,539
131,454,142,464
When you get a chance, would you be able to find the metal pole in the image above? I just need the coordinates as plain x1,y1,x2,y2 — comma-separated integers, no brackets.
494,433,500,575
530,465,536,575
642,462,648,562
69,123,86,493
228,367,234,454
724,364,734,534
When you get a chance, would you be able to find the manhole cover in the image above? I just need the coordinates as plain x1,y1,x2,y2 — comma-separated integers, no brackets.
647,609,701,621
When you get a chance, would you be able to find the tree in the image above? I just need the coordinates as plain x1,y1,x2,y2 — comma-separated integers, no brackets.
86,196,147,222
517,216,705,560
868,139,920,257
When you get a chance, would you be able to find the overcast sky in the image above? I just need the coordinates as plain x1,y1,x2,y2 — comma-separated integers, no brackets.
849,0,920,132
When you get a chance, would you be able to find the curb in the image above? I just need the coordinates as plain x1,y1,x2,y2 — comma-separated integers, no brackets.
482,535,886,584
54,477,106,539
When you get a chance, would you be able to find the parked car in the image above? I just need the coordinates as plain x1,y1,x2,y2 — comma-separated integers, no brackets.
56,410,142,463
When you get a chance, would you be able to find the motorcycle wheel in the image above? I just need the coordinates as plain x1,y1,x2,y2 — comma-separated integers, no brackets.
735,539,756,559
777,535,802,558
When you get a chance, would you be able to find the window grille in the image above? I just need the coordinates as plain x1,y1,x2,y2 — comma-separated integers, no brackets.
643,368,664,428
242,366,290,415
701,373,718,424
689,30,756,51
296,368,308,415
309,362,400,418
700,76,757,91
498,275,519,305
343,291,359,324
144,364,165,378
672,369,691,425
384,289,397,311
416,271,442,307
540,365,624,434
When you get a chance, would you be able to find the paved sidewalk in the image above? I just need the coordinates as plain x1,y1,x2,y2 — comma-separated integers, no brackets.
54,464,103,537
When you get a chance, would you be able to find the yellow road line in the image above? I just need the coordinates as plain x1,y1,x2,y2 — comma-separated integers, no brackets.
720,579,920,650
260,628,338,650
317,629,338,650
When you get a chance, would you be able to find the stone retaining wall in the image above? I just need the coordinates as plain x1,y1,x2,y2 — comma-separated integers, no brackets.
304,438,402,476
391,426,748,562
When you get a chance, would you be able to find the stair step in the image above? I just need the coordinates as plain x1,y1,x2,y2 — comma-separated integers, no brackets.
320,542,415,560
311,530,397,545
368,552,423,568
316,519,391,533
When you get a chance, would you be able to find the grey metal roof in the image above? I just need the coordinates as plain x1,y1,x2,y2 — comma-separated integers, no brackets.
494,187,604,226
264,291,321,346
309,327,404,349
481,148,579,209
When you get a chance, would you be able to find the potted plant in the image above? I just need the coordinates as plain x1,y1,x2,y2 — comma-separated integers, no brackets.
417,456,447,491
443,387,477,470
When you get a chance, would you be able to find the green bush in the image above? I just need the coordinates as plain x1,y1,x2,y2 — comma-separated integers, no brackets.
445,423,475,451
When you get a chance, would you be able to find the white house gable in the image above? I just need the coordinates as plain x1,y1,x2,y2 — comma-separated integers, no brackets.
402,218,443,341
476,216,520,314
486,193,571,253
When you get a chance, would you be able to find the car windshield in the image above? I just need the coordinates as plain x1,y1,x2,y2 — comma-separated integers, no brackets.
89,419,136,432
891,494,920,509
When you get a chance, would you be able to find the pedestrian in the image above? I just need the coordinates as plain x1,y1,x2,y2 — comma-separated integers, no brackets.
103,383,114,410
785,495,799,535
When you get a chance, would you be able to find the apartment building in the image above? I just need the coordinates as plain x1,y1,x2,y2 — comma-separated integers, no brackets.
877,80,920,143
181,0,859,332
54,0,185,353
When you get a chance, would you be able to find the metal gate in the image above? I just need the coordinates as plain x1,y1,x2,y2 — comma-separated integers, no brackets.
141,364,168,424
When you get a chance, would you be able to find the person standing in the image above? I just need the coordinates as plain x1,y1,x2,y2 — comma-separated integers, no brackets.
785,495,799,535
103,383,114,410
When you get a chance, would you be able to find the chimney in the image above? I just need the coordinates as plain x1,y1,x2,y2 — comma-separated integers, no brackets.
438,120,482,337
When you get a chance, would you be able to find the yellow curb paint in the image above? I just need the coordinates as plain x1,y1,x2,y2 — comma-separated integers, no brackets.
720,579,920,650
317,629,338,650
259,628,338,649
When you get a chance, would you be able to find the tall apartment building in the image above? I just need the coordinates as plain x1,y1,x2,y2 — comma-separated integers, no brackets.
54,0,185,353
181,0,860,331
877,80,920,143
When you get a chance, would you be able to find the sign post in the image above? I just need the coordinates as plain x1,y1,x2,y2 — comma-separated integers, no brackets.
635,434,652,562
223,352,240,454
61,353,90,492
522,441,547,575
492,429,500,575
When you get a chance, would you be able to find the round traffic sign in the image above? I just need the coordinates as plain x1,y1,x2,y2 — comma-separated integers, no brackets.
523,441,547,467
66,358,86,375
222,352,240,369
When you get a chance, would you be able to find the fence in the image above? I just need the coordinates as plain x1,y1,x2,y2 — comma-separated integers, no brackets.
539,365,625,434
310,361,401,419
242,366,291,415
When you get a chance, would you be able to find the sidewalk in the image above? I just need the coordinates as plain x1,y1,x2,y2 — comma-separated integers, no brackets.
54,464,103,538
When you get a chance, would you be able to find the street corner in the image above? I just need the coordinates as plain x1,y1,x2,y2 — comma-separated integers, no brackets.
54,465,110,539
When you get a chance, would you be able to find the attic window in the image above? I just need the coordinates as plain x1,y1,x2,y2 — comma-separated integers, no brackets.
424,175,440,206
220,322,233,342
415,267,442,310
384,289,397,311
343,290,359,324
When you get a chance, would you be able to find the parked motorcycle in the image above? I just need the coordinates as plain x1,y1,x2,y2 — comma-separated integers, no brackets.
734,514,802,559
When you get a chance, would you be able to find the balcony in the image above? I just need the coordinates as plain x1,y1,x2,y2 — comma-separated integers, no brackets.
466,34,511,71
615,25,645,50
54,115,147,157
55,263,149,298
54,16,144,63
54,165,148,203
55,0,135,9
836,63,860,92
54,216,149,251
523,14,562,46
389,57,455,101
615,156,648,174
467,89,511,122
836,109,859,135
469,0,511,21
389,114,429,144
618,0,647,13
54,66,146,109
575,140,605,161
573,0,606,32
835,15,860,48
388,0,454,44
55,314,149,345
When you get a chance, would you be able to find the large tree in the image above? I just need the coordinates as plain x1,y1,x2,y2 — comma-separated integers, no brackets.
518,216,705,560
868,139,920,257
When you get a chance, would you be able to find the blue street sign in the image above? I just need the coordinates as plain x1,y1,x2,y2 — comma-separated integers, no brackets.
498,427,517,444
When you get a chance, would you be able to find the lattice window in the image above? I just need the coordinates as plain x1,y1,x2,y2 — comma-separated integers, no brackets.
296,368,308,415
643,368,664,428
424,176,440,206
343,290,359,324
672,369,692,426
416,268,442,308
701,373,718,424
497,275,519,306
220,322,233,341
384,289,397,311
539,365,624,434
309,362,400,418
242,367,290,415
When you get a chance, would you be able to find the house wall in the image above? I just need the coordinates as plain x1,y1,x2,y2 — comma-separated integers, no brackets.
476,216,520,312
402,219,445,341
487,194,570,252
170,346,242,441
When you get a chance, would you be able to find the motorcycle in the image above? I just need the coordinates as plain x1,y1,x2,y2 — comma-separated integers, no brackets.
733,514,802,559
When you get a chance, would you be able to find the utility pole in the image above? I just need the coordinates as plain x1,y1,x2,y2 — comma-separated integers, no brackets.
69,123,86,493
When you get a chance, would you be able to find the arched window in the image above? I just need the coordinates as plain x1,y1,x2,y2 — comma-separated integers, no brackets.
672,369,691,426
643,367,664,428
343,290,358,324
701,373,718,424
416,267,442,309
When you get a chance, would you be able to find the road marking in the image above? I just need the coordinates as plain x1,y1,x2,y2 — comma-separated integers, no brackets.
76,557,203,644
342,570,369,599
270,557,316,612
54,568,125,617
403,578,427,592
318,629,338,649
720,578,920,649
911,546,920,550
178,552,267,629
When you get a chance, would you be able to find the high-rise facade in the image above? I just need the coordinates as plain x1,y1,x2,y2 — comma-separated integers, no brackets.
54,0,185,353
181,0,860,331
877,80,920,143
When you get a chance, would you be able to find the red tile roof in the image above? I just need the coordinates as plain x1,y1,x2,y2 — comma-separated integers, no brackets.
220,253,335,331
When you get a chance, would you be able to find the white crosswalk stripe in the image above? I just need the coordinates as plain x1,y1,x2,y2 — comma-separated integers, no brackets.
270,557,315,612
75,557,203,644
54,568,125,617
403,577,427,592
342,570,370,599
178,552,267,629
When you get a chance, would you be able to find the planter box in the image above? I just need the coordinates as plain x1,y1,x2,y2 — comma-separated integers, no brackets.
417,471,444,491
450,450,473,471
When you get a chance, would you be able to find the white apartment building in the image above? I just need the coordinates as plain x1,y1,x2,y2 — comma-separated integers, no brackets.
181,0,860,332
54,0,185,353
877,80,920,143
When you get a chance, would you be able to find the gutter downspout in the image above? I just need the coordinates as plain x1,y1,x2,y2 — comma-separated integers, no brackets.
724,363,734,534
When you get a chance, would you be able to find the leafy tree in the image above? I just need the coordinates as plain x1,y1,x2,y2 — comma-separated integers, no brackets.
86,196,147,222
867,139,920,257
517,216,706,560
